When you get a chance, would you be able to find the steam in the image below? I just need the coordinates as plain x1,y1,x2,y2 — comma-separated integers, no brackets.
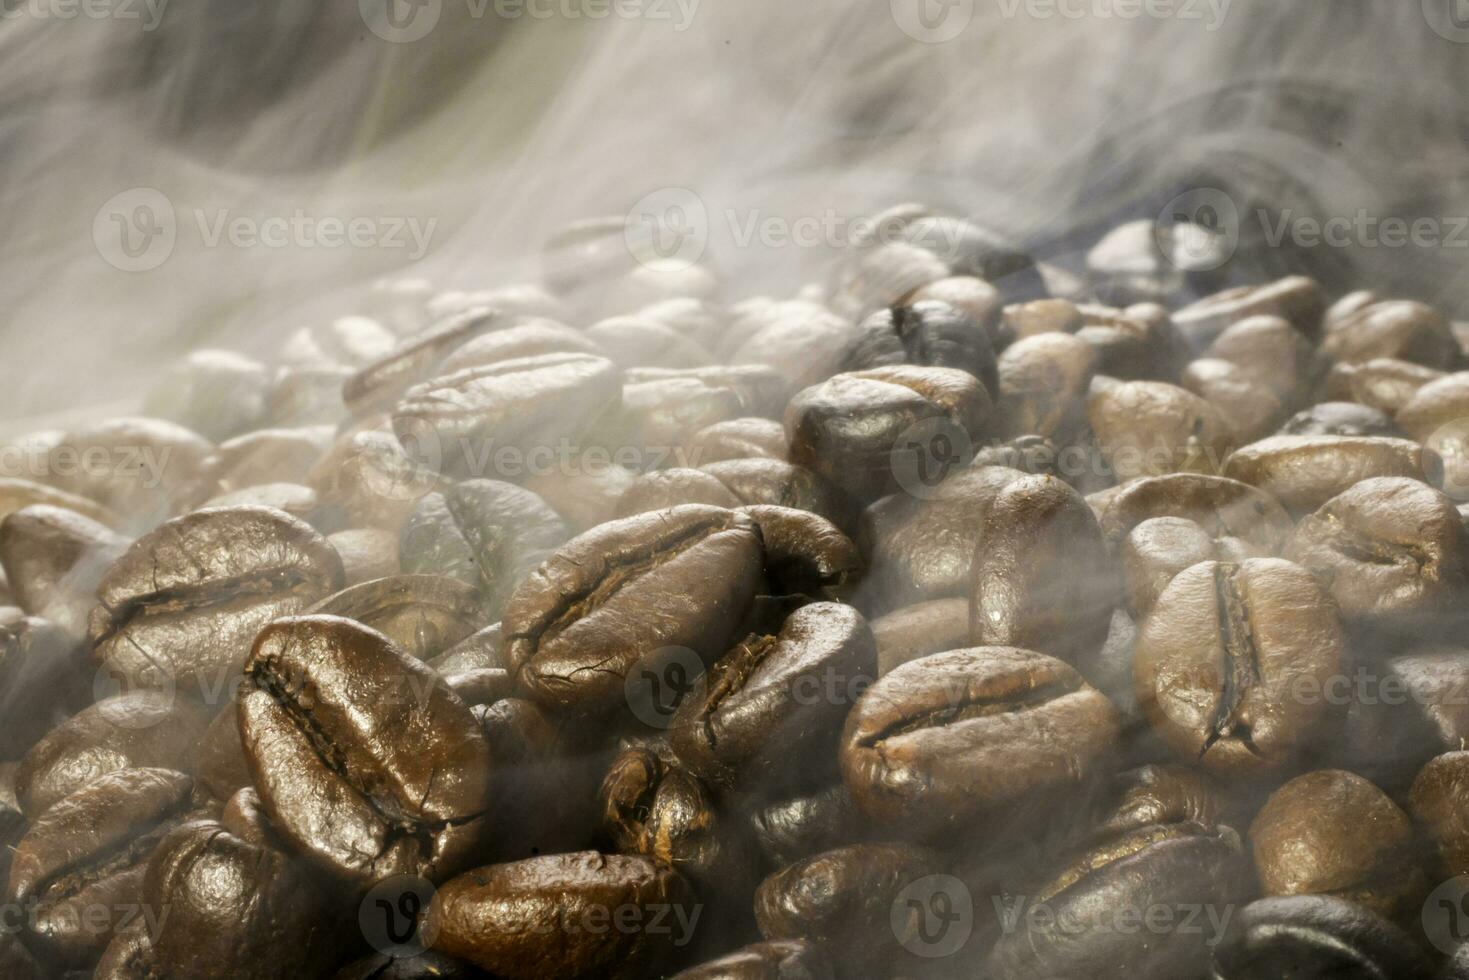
2,0,1468,425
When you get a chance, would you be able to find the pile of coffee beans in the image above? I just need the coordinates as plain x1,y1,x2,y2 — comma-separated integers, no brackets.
6,205,1469,978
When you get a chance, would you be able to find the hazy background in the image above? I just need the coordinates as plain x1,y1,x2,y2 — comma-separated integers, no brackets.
3,0,1468,424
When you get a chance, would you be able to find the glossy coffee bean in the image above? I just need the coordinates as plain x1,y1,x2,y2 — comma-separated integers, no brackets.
845,300,999,395
90,505,344,695
195,701,252,804
1319,298,1459,369
308,424,442,531
432,621,507,675
1089,472,1293,553
1172,276,1324,346
668,602,876,793
307,574,487,662
995,332,1098,444
1122,516,1265,620
1088,377,1233,481
737,506,861,602
1410,751,1469,878
196,425,333,497
1223,435,1441,515
1205,314,1325,406
505,506,764,718
438,318,605,374
970,474,1116,665
144,817,339,979
1210,895,1434,980
1134,559,1344,776
615,376,746,457
202,481,324,525
15,693,208,819
475,695,582,862
6,768,193,963
1277,401,1401,438
1324,357,1445,416
0,610,88,760
753,842,939,975
1250,770,1421,920
1285,477,1469,623
1181,357,1289,445
332,951,491,980
1338,645,1469,791
239,615,493,882
344,306,499,416
425,851,695,979
1092,763,1225,838
988,822,1248,980
786,366,992,504
725,303,855,394
618,461,851,530
0,476,117,529
840,647,1119,839
0,504,128,638
871,597,970,675
669,939,833,980
746,782,864,869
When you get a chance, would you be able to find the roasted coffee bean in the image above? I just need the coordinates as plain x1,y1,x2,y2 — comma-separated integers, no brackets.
90,505,344,695
754,841,940,974
844,300,999,395
328,527,401,585
282,315,398,369
995,332,1098,444
1338,646,1469,791
587,315,715,369
268,364,355,427
1277,401,1402,438
1324,357,1445,416
1092,763,1225,838
332,951,491,980
309,425,442,531
971,433,1060,475
669,939,833,980
1086,218,1198,306
1181,357,1290,445
1285,477,1469,623
616,377,746,457
1251,770,1423,921
425,851,695,979
1172,276,1324,346
1210,895,1435,980
505,505,764,718
523,461,638,533
971,474,1116,665
829,241,951,319
1087,377,1232,481
438,318,606,374
1223,435,1441,514
143,349,271,443
239,616,491,882
871,597,970,675
724,304,855,395
394,352,623,478
988,822,1247,980
45,417,214,527
637,297,728,353
476,695,583,861
618,462,851,531
6,768,193,963
1089,472,1294,553
195,701,252,804
689,418,789,464
0,933,43,980
432,621,507,675
908,276,1003,342
668,603,875,794
625,364,791,418
1134,559,1344,777
0,504,128,639
1205,315,1324,405
308,574,487,662
15,693,208,819
746,782,864,869
144,817,340,979
442,667,514,708
344,307,500,416
1122,516,1265,620
786,366,992,504
1395,371,1469,500
735,506,860,602
196,425,334,497
840,647,1119,840
1320,298,1459,369
0,610,88,760
0,476,117,528
1410,751,1469,878
857,464,1025,613
202,481,324,526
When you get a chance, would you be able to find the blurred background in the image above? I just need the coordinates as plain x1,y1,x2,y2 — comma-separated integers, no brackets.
3,0,1468,423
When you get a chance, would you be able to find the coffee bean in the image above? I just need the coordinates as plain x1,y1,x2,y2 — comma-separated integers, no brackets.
143,349,271,443
907,277,1003,346
688,418,789,464
1205,314,1325,406
45,418,214,529
870,598,970,676
1092,763,1225,838
331,951,489,979
1320,298,1460,369
89,505,344,695
587,315,715,370
195,701,252,804
725,303,856,394
1134,558,1344,776
523,461,637,533
0,504,128,639
431,621,507,675
1211,895,1435,980
282,316,398,370
1181,357,1289,445
307,574,487,663
1250,770,1422,920
238,615,493,882
1172,276,1324,347
1338,646,1469,791
437,318,606,375
1224,435,1441,514
308,425,442,531
840,647,1119,839
424,851,695,979
1410,751,1469,878
1087,377,1233,481
1277,401,1402,438
0,477,117,529
618,462,850,530
344,307,500,416
1122,516,1265,620
504,505,764,718
746,782,864,870
669,939,833,980
268,365,354,428
995,332,1098,444
1325,357,1446,416
328,527,401,586
845,300,999,395
737,506,861,602
0,610,88,760
1089,472,1293,553
196,425,334,497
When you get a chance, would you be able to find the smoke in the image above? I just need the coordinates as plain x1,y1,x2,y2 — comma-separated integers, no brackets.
3,0,1468,424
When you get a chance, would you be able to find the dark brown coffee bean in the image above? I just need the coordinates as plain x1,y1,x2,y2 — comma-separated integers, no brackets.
0,504,128,639
6,767,193,963
1089,472,1294,552
1122,516,1265,620
15,693,208,819
995,332,1098,443
1087,377,1233,481
0,610,88,760
308,574,487,662
195,701,252,804
1092,763,1225,838
1277,400,1402,438
442,667,514,708
505,506,764,718
239,615,493,882
1134,558,1344,776
845,300,999,395
618,462,851,531
907,276,1003,345
669,939,833,979
786,366,992,504
987,823,1247,980
1205,314,1325,406
1224,435,1441,514
344,307,500,416
1172,275,1324,346
431,622,507,675
840,647,1119,839
328,527,401,586
746,782,864,869
753,841,939,975
425,851,695,979
476,695,583,862
668,603,875,794
1285,477,1469,623
1320,298,1459,369
143,349,271,443
1211,895,1435,980
737,506,861,602
871,597,970,675
144,817,340,979
970,474,1116,665
0,933,44,980
90,505,344,696
1410,750,1469,878
1250,770,1422,921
